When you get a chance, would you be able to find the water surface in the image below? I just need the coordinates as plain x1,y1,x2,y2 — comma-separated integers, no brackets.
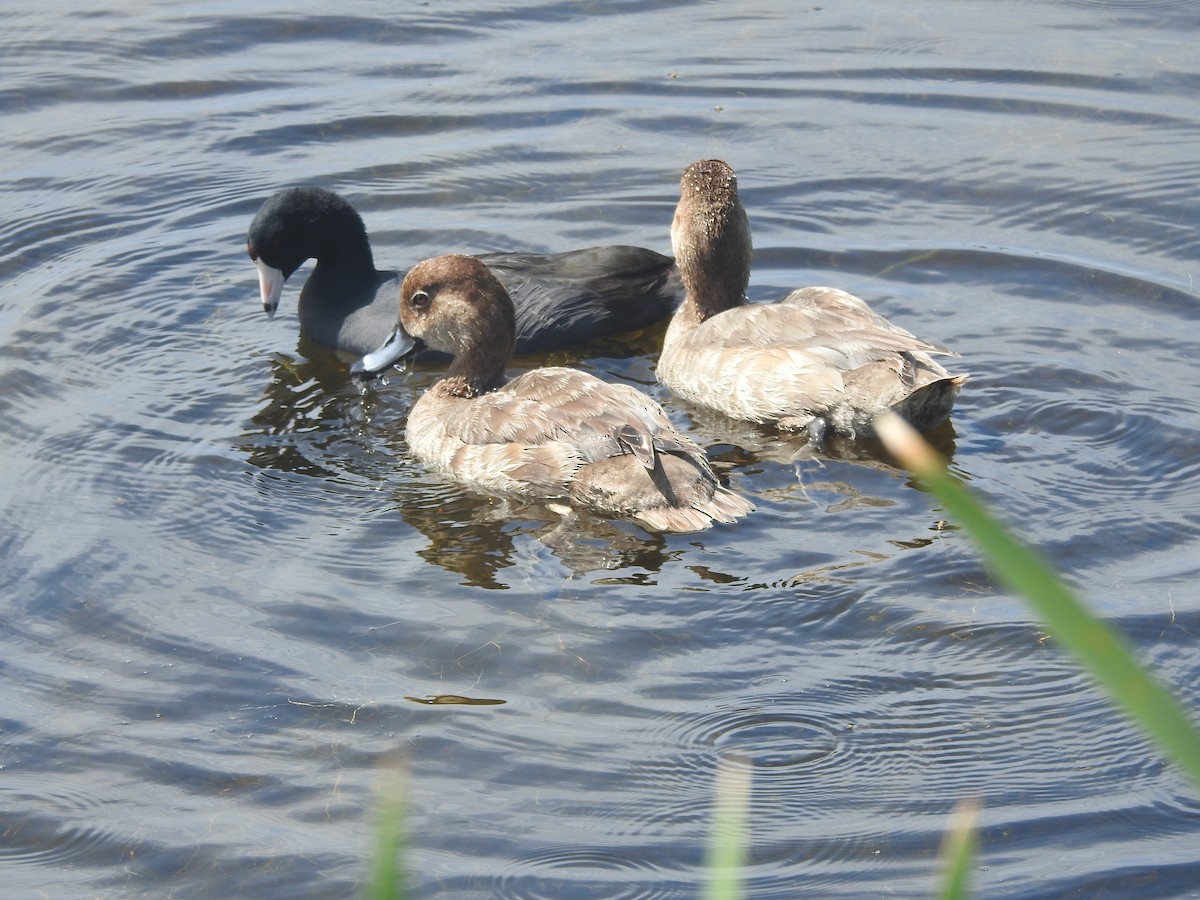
4,1,1200,897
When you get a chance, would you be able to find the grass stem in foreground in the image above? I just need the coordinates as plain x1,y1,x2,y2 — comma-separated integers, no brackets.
936,798,981,900
705,760,750,900
875,412,1200,790
370,770,408,900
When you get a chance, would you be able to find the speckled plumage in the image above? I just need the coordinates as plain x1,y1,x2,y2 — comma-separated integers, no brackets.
398,255,753,533
659,159,966,440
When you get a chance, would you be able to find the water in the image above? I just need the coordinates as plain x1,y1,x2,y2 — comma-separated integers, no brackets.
4,1,1200,896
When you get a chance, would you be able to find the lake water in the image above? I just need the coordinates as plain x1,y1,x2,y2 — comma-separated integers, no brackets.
4,1,1200,897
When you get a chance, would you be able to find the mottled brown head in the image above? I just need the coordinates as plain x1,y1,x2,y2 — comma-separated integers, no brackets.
671,159,752,319
401,254,517,393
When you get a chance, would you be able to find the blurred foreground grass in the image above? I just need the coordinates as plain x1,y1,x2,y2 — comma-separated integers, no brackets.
875,412,1200,898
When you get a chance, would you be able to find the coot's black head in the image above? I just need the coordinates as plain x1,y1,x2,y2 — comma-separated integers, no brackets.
246,186,371,316
247,185,363,278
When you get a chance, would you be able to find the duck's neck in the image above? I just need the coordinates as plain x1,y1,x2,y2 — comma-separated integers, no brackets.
672,201,752,325
434,337,512,399
674,284,747,328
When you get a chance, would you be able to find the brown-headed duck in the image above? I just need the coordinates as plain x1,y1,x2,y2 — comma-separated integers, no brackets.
353,254,753,533
247,186,681,358
658,159,966,444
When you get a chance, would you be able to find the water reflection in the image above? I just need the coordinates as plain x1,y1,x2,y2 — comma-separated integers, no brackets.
683,403,960,467
394,489,677,587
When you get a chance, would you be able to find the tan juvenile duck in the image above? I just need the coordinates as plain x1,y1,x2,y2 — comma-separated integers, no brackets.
356,254,754,533
658,159,966,443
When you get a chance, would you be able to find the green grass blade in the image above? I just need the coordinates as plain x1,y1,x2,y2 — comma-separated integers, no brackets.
876,413,1200,789
705,761,750,900
369,771,407,900
936,798,980,900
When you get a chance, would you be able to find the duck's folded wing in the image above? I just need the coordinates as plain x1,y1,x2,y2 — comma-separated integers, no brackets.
433,368,659,461
781,287,959,357
704,288,956,365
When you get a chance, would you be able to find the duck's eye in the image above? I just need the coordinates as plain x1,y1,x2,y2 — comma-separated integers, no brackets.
410,289,431,309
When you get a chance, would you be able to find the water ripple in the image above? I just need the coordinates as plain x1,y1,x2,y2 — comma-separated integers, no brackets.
0,807,131,871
